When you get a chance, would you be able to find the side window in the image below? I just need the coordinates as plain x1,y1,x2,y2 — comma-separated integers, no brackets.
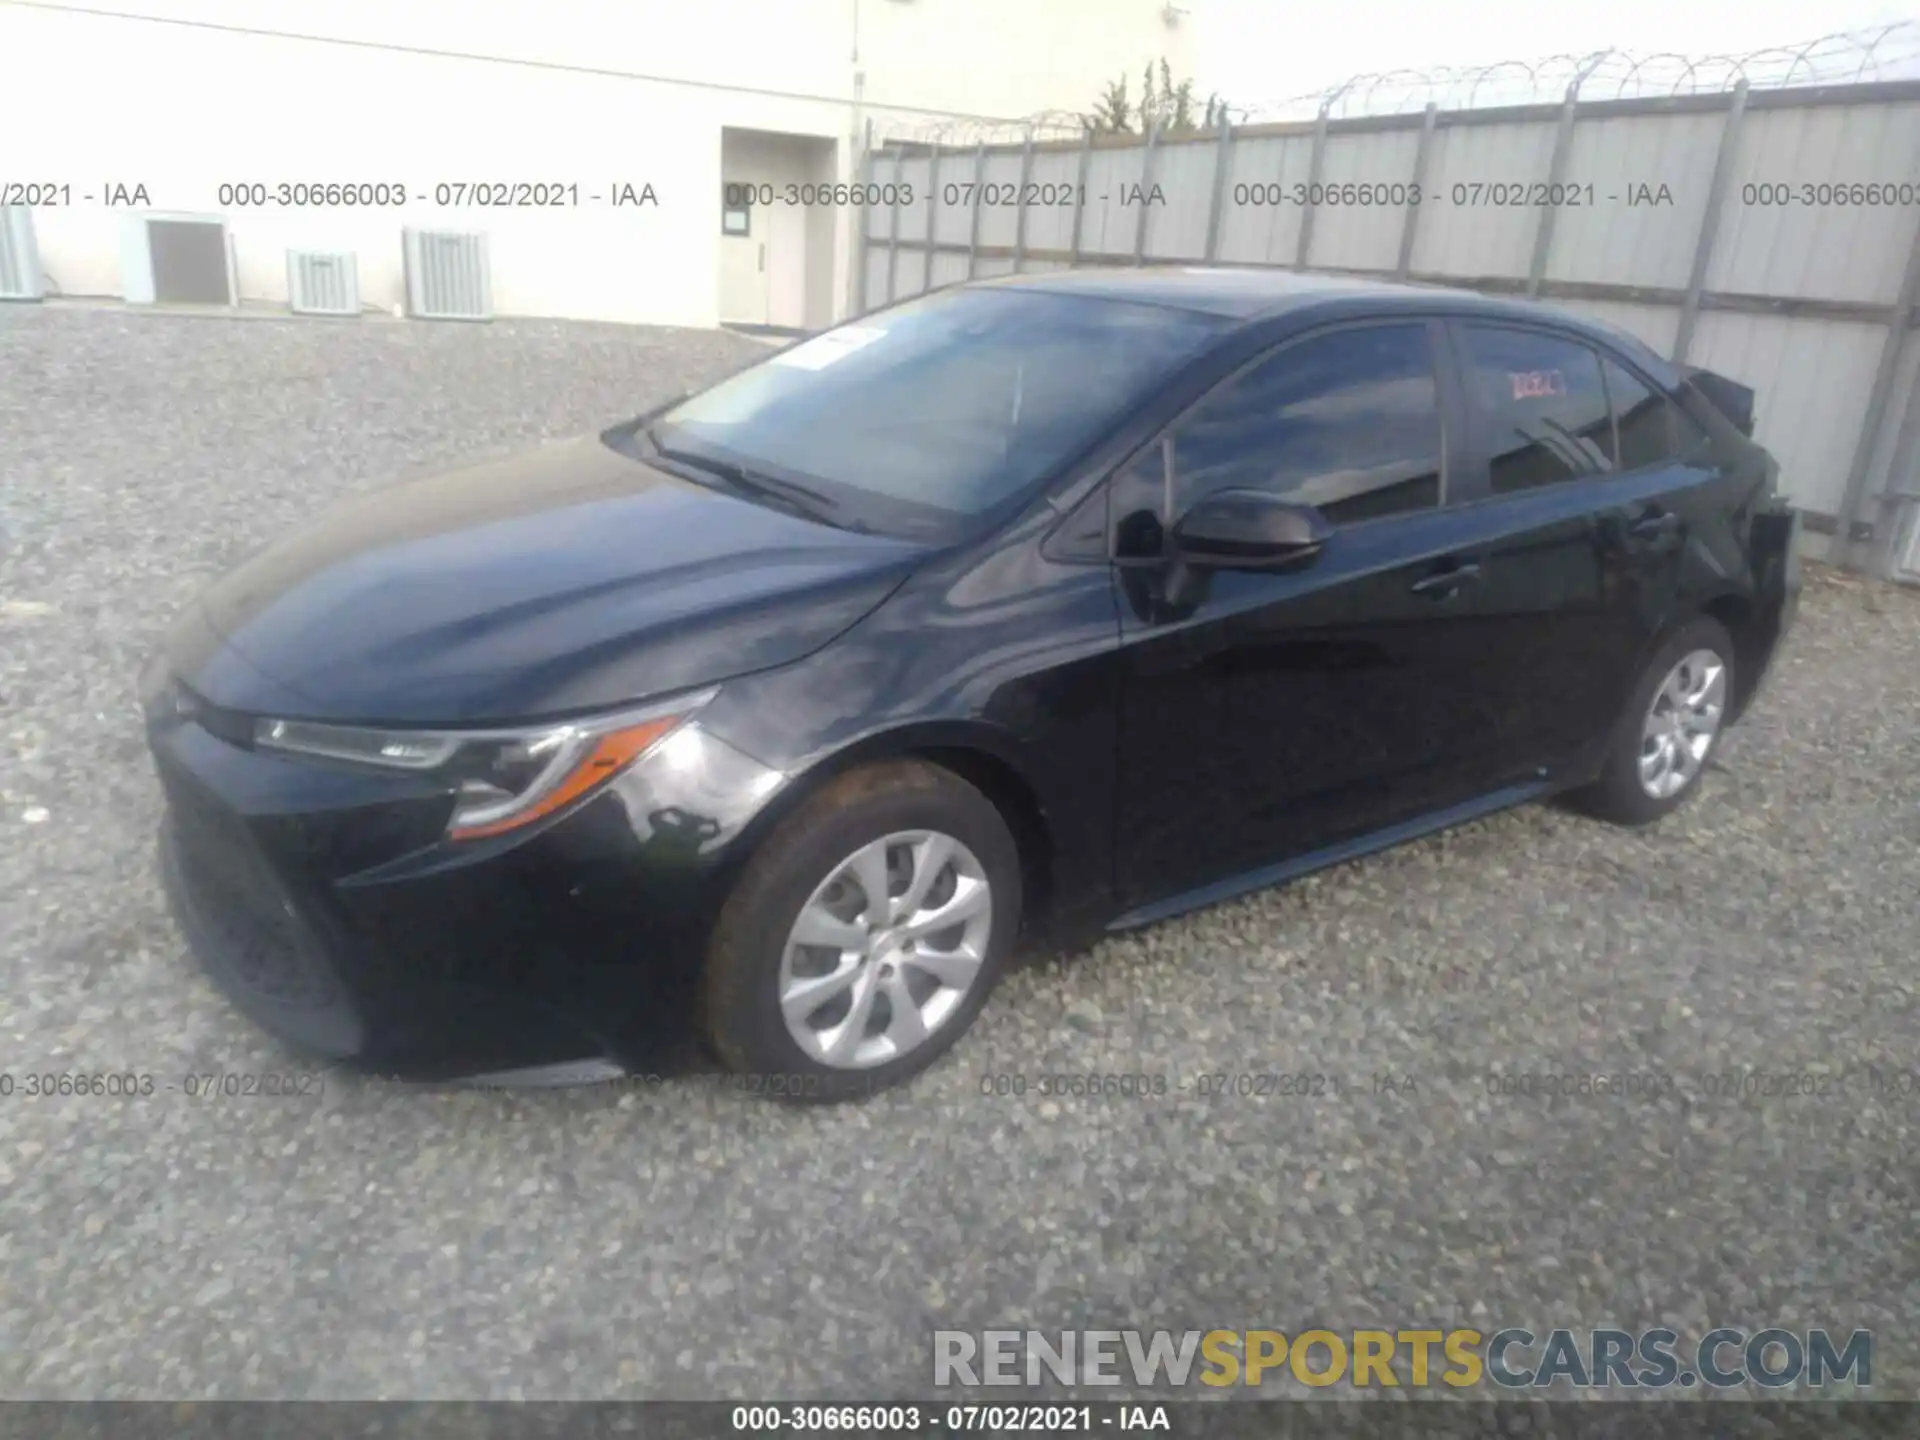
1604,356,1708,471
1159,324,1444,528
1460,325,1612,494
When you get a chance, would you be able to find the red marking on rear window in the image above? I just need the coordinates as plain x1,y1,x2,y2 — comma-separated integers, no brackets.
1509,369,1567,401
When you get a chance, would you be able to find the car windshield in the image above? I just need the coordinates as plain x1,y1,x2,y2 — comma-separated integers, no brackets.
642,286,1228,541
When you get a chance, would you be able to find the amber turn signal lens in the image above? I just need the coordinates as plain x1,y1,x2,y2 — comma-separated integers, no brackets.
446,715,683,842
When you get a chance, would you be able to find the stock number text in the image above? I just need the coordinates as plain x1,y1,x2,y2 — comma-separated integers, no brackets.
1235,181,1420,207
725,182,913,208
218,182,408,208
1743,182,1920,207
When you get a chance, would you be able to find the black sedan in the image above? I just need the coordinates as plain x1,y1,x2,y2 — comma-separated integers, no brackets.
143,269,1800,1101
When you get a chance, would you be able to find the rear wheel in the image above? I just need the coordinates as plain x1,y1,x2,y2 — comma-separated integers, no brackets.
701,760,1021,1102
1572,615,1735,826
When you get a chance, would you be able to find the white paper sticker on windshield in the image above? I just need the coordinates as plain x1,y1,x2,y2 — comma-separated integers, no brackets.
769,325,887,371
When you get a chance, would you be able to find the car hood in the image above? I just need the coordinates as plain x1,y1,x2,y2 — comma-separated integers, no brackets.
167,433,928,724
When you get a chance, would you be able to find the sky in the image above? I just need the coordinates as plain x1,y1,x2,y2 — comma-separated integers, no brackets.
1193,0,1920,113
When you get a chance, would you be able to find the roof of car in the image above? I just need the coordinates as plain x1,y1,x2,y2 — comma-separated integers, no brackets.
972,265,1599,322
964,266,1676,380
968,266,1439,317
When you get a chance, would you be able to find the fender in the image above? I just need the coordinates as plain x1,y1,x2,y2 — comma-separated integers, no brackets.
702,714,1108,943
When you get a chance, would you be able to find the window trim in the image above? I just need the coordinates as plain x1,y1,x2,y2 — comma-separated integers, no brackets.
1100,315,1455,559
1598,354,1625,470
1599,351,1712,476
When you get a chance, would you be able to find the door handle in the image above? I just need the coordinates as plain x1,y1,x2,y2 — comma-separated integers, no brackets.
1627,509,1682,540
1410,562,1482,597
758,243,765,273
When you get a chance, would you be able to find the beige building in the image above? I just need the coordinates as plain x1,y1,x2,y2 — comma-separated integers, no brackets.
0,0,1199,330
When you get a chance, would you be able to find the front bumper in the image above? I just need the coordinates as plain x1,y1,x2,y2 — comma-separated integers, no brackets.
148,690,786,1082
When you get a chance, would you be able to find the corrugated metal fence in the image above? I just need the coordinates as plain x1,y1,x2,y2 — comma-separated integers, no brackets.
852,79,1920,580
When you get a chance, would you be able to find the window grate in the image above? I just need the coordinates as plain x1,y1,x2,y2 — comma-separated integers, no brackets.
402,228,492,321
287,251,360,316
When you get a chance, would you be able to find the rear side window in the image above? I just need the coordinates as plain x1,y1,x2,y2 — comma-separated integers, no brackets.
1460,325,1611,493
1603,357,1708,471
1164,323,1445,526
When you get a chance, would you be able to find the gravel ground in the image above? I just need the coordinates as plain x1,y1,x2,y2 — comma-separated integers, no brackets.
1,303,1917,1401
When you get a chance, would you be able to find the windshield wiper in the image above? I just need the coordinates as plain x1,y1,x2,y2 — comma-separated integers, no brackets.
1534,415,1612,472
647,436,853,525
1513,419,1602,477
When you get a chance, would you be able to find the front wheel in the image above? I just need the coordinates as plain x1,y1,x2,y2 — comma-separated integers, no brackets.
700,760,1022,1103
1571,614,1736,826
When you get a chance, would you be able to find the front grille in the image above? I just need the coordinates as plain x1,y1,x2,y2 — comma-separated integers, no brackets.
163,785,339,1011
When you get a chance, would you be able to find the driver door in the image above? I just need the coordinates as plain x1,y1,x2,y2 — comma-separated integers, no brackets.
1111,319,1507,912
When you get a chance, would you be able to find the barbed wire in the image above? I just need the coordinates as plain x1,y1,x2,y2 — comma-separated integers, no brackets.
877,20,1920,146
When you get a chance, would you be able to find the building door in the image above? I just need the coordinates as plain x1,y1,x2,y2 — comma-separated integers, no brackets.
719,184,770,326
721,127,837,331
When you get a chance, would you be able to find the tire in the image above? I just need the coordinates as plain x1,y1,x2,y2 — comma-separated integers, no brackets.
700,759,1022,1103
1571,614,1736,827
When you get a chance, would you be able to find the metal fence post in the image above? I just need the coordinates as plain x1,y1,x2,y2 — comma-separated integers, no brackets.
1395,103,1439,280
850,118,875,318
885,148,904,303
1672,80,1749,367
1133,119,1162,265
966,141,988,279
1202,114,1234,263
923,141,942,293
1068,125,1094,268
1011,124,1036,272
1836,210,1920,567
1526,56,1602,299
1294,101,1334,270
1869,353,1920,579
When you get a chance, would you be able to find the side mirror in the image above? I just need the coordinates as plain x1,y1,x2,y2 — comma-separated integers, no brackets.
1170,488,1333,571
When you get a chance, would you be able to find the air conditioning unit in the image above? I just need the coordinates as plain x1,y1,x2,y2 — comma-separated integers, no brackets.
121,212,237,306
0,207,44,300
402,228,491,321
287,250,361,316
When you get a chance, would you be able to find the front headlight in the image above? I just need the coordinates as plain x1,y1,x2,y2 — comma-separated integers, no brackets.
253,689,717,841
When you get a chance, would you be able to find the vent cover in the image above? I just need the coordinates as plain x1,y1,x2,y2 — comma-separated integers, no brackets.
402,228,491,320
287,250,360,316
0,207,44,300
121,213,235,305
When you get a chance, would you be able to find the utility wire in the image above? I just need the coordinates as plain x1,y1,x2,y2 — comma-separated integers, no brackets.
0,0,1030,125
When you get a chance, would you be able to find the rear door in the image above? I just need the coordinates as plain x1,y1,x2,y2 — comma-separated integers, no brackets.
1590,351,1722,682
1442,321,1714,776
